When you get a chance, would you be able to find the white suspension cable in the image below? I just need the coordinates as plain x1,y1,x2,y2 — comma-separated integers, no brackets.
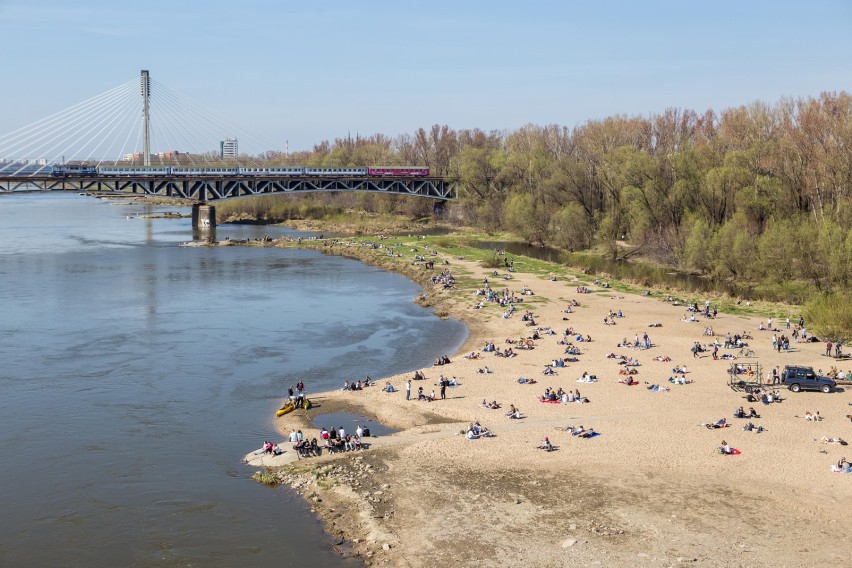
152,79,283,158
153,84,264,167
0,79,137,149
91,94,144,166
153,87,236,165
2,81,137,162
31,83,139,165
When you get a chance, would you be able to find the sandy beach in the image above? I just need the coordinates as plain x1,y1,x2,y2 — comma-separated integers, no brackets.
250,238,852,567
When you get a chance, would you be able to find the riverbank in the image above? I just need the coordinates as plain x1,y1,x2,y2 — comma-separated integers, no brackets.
246,235,851,568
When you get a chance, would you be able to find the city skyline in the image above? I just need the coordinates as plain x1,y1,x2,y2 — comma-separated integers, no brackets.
1,0,850,152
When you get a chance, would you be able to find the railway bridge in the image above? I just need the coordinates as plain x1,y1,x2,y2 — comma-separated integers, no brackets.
0,70,456,228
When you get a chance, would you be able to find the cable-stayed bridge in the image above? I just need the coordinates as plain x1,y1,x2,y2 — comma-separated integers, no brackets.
0,71,455,225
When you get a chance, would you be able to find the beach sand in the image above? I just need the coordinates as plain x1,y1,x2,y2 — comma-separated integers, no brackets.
259,240,851,567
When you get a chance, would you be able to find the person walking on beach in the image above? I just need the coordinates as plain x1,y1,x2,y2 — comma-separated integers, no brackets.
406,379,411,401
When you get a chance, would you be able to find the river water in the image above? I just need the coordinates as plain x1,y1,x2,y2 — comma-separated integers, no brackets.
0,192,467,567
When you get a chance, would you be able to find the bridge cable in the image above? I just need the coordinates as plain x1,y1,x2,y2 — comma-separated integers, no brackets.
0,79,137,153
0,80,137,167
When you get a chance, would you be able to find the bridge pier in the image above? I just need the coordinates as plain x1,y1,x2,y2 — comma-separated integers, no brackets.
433,199,447,218
191,203,216,229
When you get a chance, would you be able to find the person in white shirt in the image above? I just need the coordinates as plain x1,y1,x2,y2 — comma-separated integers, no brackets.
338,427,345,439
356,425,363,438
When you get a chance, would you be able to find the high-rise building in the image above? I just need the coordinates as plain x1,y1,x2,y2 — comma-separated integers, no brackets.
220,138,238,158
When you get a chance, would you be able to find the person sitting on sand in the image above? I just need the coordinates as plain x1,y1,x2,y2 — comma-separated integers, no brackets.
747,407,760,418
383,382,396,393
466,427,480,440
720,440,733,454
734,406,746,418
836,457,852,473
478,366,492,374
507,406,524,419
538,437,554,451
417,386,425,400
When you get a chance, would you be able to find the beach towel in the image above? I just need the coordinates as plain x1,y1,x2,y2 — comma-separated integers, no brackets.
539,399,561,404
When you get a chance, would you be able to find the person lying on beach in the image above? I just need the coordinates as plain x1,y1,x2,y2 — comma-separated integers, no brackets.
618,377,638,386
742,422,764,433
543,367,556,376
578,372,597,383
668,376,691,385
464,352,481,359
481,399,501,409
703,418,728,429
816,436,847,445
647,384,669,392
800,411,822,421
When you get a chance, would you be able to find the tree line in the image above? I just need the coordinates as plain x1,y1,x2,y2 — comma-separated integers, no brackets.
254,92,852,298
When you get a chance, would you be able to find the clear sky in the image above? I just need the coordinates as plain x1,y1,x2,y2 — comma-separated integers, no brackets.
1,0,850,152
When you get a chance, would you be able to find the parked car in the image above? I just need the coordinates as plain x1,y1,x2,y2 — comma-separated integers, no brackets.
781,365,837,393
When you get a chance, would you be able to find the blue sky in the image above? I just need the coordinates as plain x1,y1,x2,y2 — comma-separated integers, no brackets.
1,0,850,153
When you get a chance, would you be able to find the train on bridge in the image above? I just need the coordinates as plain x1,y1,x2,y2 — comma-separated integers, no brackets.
50,165,430,177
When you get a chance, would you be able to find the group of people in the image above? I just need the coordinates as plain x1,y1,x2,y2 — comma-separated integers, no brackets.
253,440,284,456
466,421,493,439
342,377,373,391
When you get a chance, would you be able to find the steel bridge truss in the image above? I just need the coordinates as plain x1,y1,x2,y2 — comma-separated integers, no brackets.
0,175,456,201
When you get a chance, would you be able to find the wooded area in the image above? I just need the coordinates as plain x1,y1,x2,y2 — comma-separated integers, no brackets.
249,92,852,300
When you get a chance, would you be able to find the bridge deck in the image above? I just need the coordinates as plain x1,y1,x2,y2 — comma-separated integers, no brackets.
0,175,455,201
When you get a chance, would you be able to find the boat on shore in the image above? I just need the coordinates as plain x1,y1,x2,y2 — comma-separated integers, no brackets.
276,397,311,417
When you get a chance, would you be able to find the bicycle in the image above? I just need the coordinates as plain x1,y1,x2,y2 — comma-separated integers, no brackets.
737,348,756,358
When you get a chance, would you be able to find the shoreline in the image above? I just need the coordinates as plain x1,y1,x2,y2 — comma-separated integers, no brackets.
241,234,851,568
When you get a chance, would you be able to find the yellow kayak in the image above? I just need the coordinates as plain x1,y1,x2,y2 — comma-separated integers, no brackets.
275,401,295,417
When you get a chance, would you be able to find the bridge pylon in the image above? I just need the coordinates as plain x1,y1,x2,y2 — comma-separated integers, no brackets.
141,70,151,167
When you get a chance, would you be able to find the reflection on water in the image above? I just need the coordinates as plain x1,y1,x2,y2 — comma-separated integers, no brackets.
0,192,466,568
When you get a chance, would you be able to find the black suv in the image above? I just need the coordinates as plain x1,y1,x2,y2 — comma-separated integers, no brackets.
781,366,837,393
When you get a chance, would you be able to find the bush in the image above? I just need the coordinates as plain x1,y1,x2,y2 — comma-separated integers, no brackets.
802,292,852,342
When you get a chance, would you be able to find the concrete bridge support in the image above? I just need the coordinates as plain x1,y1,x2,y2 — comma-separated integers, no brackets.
433,199,447,218
191,203,216,229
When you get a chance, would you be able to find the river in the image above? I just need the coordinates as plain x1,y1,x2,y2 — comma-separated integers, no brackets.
0,192,467,567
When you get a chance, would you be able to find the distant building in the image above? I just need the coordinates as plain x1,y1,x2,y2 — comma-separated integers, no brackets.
220,138,238,158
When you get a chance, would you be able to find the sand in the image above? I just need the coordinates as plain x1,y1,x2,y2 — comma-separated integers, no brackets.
257,239,851,567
